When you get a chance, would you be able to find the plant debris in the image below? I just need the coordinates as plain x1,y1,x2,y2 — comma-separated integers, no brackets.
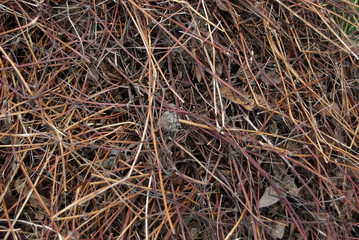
1,0,359,239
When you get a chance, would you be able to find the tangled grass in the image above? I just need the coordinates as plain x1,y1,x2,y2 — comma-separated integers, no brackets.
0,0,359,239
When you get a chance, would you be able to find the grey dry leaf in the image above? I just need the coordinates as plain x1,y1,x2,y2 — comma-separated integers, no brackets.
259,186,280,208
268,220,286,239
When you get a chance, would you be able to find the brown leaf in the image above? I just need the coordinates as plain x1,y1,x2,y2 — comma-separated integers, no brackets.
88,64,100,82
99,61,122,80
285,142,301,155
220,86,265,110
320,102,340,117
14,178,29,195
51,0,65,4
215,0,230,12
282,176,300,197
34,211,46,221
190,48,202,82
195,65,202,82
14,178,51,209
260,70,282,85
310,212,327,221
215,62,223,76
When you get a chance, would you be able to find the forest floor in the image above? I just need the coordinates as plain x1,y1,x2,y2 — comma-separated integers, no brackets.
1,0,359,239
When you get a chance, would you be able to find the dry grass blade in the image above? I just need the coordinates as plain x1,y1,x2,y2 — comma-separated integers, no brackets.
1,0,359,239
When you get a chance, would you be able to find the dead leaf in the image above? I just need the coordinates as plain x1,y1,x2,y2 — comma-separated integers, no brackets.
259,186,280,208
99,61,123,81
259,70,282,85
220,169,232,178
281,176,299,197
51,0,65,4
195,65,202,82
271,164,301,198
310,212,327,221
34,211,46,221
319,102,340,117
220,86,265,110
216,0,230,12
268,220,286,239
191,48,202,82
14,178,51,209
88,64,100,82
285,142,301,155
289,222,303,240
14,178,28,195
215,62,223,76
269,120,279,135
215,0,241,31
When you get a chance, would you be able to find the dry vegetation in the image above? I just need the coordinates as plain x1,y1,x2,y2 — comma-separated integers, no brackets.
1,0,359,239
